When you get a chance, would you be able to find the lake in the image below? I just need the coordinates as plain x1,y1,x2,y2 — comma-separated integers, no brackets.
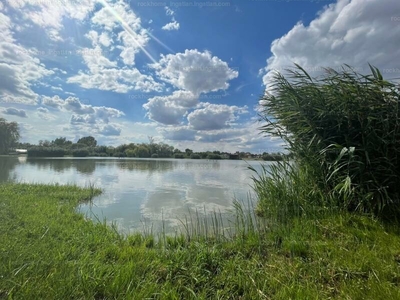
0,156,269,234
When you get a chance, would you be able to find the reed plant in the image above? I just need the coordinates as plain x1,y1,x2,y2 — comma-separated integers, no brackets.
258,64,400,218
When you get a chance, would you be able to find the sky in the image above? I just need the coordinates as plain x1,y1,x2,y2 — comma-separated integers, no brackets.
0,0,399,153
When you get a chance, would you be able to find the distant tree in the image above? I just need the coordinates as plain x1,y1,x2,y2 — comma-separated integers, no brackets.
185,148,193,156
72,148,89,157
148,136,155,144
77,136,97,147
39,140,51,147
134,145,150,158
174,153,185,159
28,147,65,157
51,137,72,147
0,118,20,154
207,153,222,160
199,152,208,159
125,149,136,157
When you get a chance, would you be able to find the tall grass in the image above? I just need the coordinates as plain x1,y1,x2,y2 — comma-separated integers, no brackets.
258,64,400,219
3,183,400,299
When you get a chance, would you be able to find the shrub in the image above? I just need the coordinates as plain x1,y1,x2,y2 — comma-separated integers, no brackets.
27,147,65,157
112,152,125,158
151,153,159,158
174,153,185,159
72,149,89,157
259,64,400,217
125,149,136,157
190,153,201,159
207,154,222,160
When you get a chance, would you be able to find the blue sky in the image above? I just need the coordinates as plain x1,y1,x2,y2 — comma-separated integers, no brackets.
1,0,399,152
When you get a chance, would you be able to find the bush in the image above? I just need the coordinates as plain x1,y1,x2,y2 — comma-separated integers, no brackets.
112,152,125,158
151,153,159,158
72,149,89,157
262,153,284,161
174,153,185,159
125,149,136,157
190,153,201,159
207,154,222,160
27,147,65,157
259,64,400,217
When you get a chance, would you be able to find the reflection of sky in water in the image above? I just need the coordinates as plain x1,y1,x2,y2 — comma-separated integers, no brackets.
0,157,270,233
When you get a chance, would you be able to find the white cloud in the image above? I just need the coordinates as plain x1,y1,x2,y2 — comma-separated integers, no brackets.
0,12,53,104
68,68,163,93
165,6,175,16
162,20,180,31
70,114,96,125
99,32,113,48
143,91,199,125
261,0,400,91
64,97,95,115
151,49,238,95
6,0,95,41
42,95,125,125
143,97,187,125
41,95,64,109
36,107,48,114
187,103,248,130
2,107,27,118
97,124,122,136
162,6,180,31
67,1,162,93
36,107,56,121
158,126,196,141
91,0,149,66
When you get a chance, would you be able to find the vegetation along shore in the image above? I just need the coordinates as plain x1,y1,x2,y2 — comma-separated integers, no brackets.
1,65,400,299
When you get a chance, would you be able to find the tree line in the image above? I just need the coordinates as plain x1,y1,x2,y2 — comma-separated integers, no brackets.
0,118,286,160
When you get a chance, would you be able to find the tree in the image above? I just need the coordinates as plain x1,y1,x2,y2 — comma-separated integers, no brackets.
134,145,150,158
77,136,97,147
51,137,72,147
185,148,193,156
0,118,20,154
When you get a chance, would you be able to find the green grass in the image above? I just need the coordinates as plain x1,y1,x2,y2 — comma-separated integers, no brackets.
1,183,400,299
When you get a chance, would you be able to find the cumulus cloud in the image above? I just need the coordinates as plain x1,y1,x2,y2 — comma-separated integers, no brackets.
0,13,53,104
2,107,27,118
143,97,187,125
5,0,95,41
36,107,56,120
97,124,122,136
150,49,239,95
68,68,162,93
91,0,149,65
64,97,95,115
36,107,48,114
42,95,125,126
162,6,180,31
41,95,65,109
65,1,162,92
187,103,248,130
158,126,196,141
162,21,180,31
261,0,400,91
197,128,247,143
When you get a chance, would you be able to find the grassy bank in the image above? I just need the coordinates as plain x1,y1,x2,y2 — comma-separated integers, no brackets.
1,183,400,299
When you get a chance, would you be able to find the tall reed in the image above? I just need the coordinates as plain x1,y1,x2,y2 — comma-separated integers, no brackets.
258,64,400,219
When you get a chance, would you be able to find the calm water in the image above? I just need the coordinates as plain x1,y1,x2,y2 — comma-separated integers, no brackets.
0,156,269,233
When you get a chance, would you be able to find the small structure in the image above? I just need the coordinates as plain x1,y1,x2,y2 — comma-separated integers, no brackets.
9,149,28,155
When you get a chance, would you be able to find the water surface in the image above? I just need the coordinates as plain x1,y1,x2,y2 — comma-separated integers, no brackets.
0,156,268,233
